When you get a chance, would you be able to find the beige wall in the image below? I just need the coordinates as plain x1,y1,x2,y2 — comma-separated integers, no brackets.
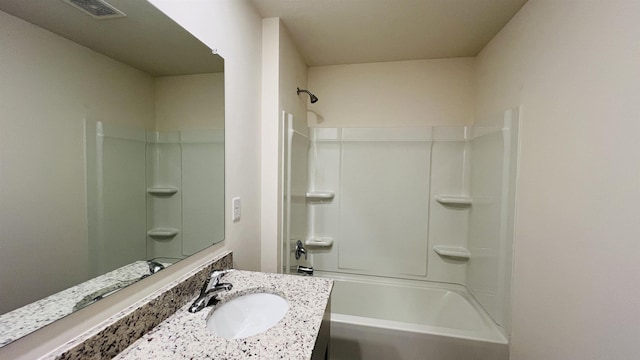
260,18,280,273
0,10,155,314
154,73,225,131
307,58,475,127
261,18,309,272
278,22,310,134
475,1,640,359
1,1,263,358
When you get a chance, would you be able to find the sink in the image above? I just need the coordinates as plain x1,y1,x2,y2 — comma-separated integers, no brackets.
206,292,289,339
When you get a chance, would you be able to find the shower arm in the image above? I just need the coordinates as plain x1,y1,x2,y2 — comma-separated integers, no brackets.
297,87,318,103
297,88,311,96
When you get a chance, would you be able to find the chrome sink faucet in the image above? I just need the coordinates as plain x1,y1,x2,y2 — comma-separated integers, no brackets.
188,269,234,313
139,260,165,280
147,260,165,274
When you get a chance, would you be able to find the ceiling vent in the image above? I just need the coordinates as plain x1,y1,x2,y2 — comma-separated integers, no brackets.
63,0,126,19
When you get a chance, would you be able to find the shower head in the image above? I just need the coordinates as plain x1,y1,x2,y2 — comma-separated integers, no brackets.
297,87,318,104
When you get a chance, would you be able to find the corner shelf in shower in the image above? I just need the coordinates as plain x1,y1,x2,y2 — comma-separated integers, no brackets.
305,191,335,202
433,246,470,260
147,228,179,238
147,187,178,196
434,195,472,206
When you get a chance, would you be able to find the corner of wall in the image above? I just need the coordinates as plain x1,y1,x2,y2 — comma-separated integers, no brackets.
260,17,282,273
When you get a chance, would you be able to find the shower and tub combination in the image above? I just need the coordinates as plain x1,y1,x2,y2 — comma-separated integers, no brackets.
281,98,519,359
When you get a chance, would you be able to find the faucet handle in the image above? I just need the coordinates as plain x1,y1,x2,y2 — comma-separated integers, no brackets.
209,269,234,286
295,240,307,260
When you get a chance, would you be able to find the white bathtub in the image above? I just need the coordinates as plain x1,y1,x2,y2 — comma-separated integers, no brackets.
319,273,509,360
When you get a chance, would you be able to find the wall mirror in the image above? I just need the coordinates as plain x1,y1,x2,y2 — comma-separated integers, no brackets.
0,0,224,346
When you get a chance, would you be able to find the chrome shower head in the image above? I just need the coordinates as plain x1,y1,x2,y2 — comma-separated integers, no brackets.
297,87,318,103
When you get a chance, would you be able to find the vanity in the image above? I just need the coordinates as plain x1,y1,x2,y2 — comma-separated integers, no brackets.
115,270,332,359
35,251,332,360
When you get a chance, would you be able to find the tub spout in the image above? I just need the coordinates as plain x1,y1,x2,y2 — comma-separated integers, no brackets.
296,265,314,276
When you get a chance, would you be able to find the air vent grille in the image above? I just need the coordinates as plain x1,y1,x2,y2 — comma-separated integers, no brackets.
63,0,126,19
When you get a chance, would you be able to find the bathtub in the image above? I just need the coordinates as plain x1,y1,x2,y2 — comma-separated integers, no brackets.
318,272,509,360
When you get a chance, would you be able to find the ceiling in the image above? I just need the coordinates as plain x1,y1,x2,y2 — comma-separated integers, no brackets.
250,0,528,66
0,0,223,76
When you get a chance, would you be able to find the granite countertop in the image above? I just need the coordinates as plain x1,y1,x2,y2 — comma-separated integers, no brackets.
0,261,167,347
114,270,333,360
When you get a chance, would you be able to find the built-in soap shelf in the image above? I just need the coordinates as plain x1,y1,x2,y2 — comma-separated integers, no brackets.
147,228,179,238
434,195,472,206
433,246,470,260
306,191,335,202
305,237,334,247
147,187,178,196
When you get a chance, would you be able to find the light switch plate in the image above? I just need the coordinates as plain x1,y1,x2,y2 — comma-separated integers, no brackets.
232,197,241,222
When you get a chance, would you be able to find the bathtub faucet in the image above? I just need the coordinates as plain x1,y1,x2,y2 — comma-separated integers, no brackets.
296,265,314,276
295,240,307,260
188,269,234,313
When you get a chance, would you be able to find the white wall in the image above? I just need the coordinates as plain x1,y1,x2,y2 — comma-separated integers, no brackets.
475,1,640,359
0,10,155,314
1,1,263,358
260,18,281,273
307,58,475,127
261,18,308,272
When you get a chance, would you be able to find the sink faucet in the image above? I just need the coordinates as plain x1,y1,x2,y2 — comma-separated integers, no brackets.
188,269,234,313
139,260,166,280
74,260,168,311
147,260,165,274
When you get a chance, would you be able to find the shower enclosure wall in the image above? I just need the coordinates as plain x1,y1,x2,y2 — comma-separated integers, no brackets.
86,120,224,276
282,109,519,352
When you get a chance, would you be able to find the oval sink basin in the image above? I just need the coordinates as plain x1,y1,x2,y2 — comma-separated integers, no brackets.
206,292,289,339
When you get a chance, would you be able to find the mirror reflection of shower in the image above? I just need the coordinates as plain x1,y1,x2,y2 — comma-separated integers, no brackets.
86,121,225,277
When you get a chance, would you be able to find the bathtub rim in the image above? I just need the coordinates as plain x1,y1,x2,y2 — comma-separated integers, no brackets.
316,270,509,345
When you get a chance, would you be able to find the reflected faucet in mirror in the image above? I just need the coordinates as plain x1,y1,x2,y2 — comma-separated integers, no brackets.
73,261,166,312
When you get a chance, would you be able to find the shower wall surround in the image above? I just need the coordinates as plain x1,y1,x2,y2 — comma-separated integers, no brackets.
281,113,310,274
305,110,518,330
467,110,519,330
309,127,433,279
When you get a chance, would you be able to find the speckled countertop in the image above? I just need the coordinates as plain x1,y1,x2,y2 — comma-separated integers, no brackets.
0,261,165,347
114,271,333,360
